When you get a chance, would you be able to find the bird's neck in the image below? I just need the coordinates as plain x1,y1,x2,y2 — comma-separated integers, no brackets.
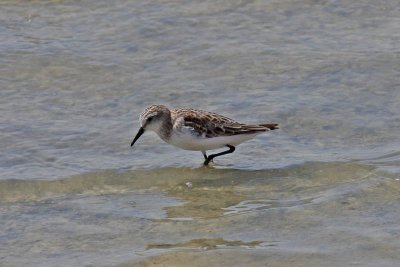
158,115,173,142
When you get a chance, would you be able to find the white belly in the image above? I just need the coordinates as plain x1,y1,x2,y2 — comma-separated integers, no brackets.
167,131,261,151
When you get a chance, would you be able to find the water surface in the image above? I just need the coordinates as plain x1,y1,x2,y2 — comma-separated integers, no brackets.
1,0,400,266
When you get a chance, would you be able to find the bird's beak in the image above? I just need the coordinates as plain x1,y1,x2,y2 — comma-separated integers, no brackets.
131,127,145,147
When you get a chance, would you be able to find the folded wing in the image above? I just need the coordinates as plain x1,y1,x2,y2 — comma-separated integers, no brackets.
175,109,278,138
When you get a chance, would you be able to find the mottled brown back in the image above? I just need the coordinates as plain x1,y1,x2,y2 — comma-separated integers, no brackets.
172,108,278,138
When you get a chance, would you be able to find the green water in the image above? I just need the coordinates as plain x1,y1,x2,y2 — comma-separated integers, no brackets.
1,162,399,266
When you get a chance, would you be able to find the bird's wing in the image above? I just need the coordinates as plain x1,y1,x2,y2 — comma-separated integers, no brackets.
173,109,268,138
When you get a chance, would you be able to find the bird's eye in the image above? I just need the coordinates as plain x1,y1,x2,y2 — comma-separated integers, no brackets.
147,116,153,122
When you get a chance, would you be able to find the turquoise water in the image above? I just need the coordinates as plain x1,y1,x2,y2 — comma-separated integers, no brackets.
1,0,399,266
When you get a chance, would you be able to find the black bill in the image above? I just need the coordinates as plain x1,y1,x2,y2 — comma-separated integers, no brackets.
131,127,145,147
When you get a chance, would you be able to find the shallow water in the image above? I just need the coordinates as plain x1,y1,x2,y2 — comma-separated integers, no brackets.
1,0,400,266
1,163,400,266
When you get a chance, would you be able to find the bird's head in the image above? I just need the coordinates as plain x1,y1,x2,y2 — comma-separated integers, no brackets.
131,104,171,147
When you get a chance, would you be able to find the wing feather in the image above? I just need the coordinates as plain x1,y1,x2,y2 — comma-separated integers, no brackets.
172,109,274,138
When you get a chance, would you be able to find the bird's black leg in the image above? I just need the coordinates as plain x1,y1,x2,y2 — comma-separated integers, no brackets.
202,151,214,163
204,145,235,165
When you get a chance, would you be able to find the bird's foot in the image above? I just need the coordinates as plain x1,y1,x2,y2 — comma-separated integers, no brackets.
203,158,214,166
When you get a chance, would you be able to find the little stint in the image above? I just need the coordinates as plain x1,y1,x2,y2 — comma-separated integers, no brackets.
131,104,278,165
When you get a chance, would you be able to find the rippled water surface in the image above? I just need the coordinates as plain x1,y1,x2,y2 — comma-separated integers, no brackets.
1,0,400,266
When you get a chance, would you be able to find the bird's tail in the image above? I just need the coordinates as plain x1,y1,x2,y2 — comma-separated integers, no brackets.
259,123,279,130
